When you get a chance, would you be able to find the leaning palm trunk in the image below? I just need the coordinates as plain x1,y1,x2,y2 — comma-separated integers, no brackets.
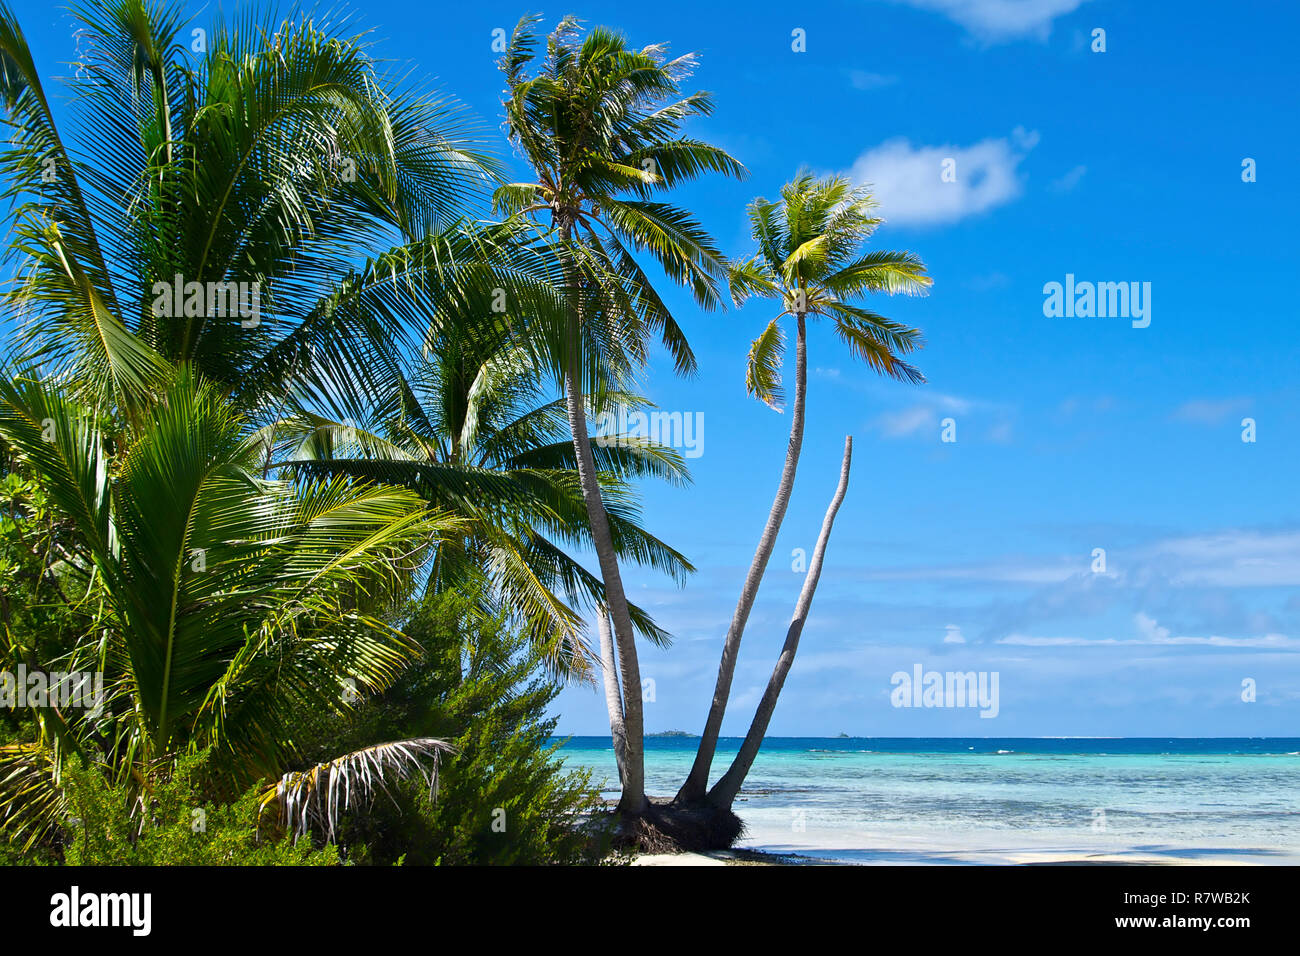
678,313,808,803
708,436,852,809
562,313,649,816
596,606,628,785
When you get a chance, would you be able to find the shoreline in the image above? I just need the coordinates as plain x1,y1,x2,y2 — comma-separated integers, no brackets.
629,845,1293,866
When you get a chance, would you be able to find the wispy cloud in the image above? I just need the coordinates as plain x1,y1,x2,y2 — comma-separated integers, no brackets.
965,271,1011,291
888,0,1090,43
859,561,1083,584
1146,530,1300,588
1000,613,1300,650
874,404,939,438
848,127,1038,226
852,528,1300,590
869,391,1013,441
1171,397,1253,426
1051,164,1087,191
1057,395,1116,417
848,69,899,90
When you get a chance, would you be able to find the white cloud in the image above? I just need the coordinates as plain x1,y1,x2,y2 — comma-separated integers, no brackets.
848,128,1038,226
889,0,1090,43
1133,611,1169,642
943,624,966,643
1010,126,1040,150
1000,634,1300,649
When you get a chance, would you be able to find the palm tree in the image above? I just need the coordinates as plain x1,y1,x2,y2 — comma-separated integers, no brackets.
494,14,744,817
677,172,930,808
272,304,696,682
0,0,498,422
0,368,453,846
0,0,565,847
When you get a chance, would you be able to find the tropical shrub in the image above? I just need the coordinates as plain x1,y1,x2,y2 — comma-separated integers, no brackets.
0,369,451,847
60,753,339,866
293,588,608,865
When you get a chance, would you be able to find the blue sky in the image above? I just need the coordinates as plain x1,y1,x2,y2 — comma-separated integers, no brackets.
11,0,1300,736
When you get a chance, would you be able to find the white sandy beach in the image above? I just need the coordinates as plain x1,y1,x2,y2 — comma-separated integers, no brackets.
726,815,1300,865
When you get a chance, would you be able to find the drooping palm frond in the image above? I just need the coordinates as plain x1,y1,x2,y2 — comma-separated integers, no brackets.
0,741,65,850
263,737,455,841
746,318,786,410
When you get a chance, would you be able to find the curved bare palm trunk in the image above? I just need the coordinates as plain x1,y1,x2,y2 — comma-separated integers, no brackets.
596,605,628,785
677,312,807,804
708,436,852,809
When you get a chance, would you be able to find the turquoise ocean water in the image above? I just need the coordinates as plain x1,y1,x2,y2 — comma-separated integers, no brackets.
557,737,1300,863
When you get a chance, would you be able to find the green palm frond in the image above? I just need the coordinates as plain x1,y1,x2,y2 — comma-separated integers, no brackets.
0,369,450,814
498,13,745,381
746,318,786,410
1,0,497,418
0,742,64,850
823,249,933,298
727,256,778,308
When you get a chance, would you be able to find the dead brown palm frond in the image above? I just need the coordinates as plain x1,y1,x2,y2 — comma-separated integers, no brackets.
262,737,456,841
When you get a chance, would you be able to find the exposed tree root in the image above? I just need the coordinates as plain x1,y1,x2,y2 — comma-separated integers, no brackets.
607,797,746,853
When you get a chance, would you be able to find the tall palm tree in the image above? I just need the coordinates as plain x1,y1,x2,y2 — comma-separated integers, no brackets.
494,14,744,816
0,368,452,846
273,305,696,682
678,172,930,806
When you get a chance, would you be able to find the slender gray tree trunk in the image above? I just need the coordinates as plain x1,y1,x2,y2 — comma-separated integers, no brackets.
678,311,808,804
596,605,627,785
708,435,852,809
558,226,648,816
564,359,646,814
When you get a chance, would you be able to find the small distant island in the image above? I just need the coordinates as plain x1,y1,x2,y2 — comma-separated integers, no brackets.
836,732,851,738
648,730,696,738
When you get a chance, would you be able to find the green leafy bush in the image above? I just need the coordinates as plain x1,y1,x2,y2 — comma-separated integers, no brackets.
0,469,96,751
295,589,609,865
59,754,340,866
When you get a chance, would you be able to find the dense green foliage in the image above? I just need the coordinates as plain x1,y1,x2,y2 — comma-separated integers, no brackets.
0,468,91,751
0,0,925,864
0,0,629,864
60,754,339,866
295,589,608,865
